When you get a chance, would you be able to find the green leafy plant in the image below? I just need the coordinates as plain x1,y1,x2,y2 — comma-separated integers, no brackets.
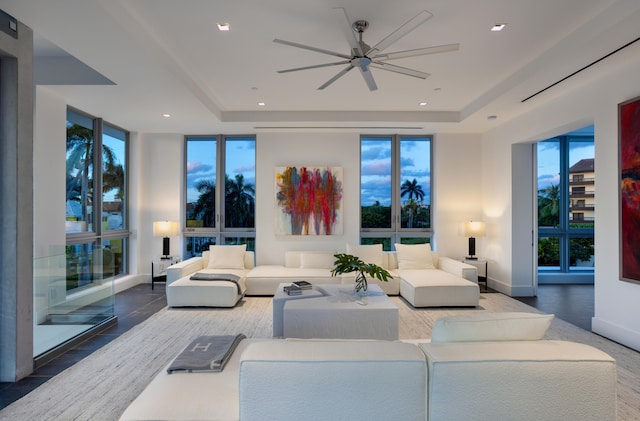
331,253,391,293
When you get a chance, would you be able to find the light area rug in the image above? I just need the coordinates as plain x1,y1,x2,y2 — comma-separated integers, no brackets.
1,293,639,421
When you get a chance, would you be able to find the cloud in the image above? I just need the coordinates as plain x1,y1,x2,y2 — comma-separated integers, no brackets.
232,164,256,173
187,161,214,175
362,160,391,176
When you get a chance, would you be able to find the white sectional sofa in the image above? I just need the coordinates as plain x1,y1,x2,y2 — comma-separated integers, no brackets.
120,313,617,421
165,244,479,307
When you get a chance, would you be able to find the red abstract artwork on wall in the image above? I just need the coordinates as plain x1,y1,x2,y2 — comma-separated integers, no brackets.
275,166,343,235
620,96,640,283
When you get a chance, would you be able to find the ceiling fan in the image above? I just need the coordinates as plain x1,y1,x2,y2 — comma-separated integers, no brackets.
274,8,459,91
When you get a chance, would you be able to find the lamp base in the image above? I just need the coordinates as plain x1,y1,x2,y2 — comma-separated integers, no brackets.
162,237,171,259
465,256,478,260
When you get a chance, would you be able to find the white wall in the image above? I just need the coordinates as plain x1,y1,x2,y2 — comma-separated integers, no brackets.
33,86,67,323
255,132,360,264
137,133,183,275
432,133,484,259
482,42,640,350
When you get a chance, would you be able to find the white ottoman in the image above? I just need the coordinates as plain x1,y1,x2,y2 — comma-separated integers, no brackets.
399,269,479,307
282,284,399,340
166,270,247,308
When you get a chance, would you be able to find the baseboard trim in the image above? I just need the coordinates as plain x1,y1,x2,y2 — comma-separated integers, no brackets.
592,317,640,352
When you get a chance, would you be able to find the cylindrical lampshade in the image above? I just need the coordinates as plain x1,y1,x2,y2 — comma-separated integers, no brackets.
153,220,179,237
463,221,486,237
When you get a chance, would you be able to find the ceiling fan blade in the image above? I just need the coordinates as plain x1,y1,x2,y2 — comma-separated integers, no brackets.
372,43,460,61
358,65,378,91
365,10,433,56
277,61,351,74
370,62,430,79
333,7,364,56
273,38,351,60
318,65,354,90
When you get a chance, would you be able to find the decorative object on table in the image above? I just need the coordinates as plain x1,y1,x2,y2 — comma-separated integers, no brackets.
275,166,343,236
292,280,312,289
462,220,486,260
283,285,303,295
153,220,179,259
619,95,640,283
331,252,391,293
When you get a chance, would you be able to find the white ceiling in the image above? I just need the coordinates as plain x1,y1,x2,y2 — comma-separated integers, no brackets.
4,0,640,134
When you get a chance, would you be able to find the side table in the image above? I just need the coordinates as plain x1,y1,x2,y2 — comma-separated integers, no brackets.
151,257,178,290
463,258,488,292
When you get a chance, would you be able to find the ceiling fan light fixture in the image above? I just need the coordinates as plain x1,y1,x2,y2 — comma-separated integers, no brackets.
217,22,230,31
491,23,506,32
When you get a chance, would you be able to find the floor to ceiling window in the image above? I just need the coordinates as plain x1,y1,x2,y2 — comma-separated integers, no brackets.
360,135,432,249
184,135,256,257
537,126,594,283
33,108,129,359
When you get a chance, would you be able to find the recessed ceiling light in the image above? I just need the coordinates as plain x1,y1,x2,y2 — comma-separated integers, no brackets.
491,23,506,32
419,102,427,106
162,113,171,118
217,23,230,31
258,102,266,106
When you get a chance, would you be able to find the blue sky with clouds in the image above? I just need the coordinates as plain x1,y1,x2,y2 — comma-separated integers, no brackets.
361,137,431,206
186,137,255,203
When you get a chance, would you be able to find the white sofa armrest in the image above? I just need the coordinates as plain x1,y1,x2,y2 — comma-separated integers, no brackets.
166,257,204,286
437,257,478,283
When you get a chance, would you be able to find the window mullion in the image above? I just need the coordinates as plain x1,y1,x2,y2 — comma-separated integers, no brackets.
94,118,104,239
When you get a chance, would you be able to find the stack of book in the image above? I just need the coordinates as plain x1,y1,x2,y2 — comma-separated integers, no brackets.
283,285,302,295
292,280,312,290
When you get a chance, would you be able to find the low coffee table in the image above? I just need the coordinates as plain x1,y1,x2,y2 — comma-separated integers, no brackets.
273,283,399,340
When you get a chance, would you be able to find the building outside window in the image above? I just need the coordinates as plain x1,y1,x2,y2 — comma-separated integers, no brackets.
537,126,594,282
360,135,432,250
184,135,256,257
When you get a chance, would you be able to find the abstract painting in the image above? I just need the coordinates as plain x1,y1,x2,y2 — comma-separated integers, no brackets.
275,166,343,235
619,96,640,283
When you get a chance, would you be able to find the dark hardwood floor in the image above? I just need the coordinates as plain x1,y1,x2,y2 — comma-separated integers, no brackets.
0,282,593,410
0,284,167,409
514,284,594,331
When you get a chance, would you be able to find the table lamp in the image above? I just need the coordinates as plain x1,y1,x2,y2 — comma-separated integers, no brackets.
153,220,179,259
463,220,486,260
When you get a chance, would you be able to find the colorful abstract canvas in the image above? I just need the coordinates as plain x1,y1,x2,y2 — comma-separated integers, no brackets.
275,166,343,235
620,96,640,283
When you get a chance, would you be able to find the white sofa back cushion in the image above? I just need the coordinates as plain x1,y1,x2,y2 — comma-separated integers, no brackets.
201,250,254,269
394,243,435,269
285,251,336,269
239,340,428,421
207,244,246,269
431,312,554,343
346,243,383,266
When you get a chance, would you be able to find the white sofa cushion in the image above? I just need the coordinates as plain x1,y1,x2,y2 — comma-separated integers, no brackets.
431,312,554,343
346,243,383,266
394,243,435,269
208,244,246,269
239,340,428,421
299,251,336,268
420,340,617,421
